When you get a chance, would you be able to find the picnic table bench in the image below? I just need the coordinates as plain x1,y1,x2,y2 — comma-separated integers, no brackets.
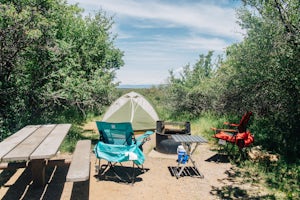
0,124,92,187
66,140,91,182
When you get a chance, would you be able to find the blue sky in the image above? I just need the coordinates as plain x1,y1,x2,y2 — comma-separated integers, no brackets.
67,0,243,85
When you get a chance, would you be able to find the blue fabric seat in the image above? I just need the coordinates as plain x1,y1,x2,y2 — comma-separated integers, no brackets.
94,142,145,165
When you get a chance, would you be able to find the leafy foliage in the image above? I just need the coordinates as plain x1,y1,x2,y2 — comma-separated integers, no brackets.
166,51,220,119
221,0,300,161
0,0,123,138
165,0,299,162
163,1,299,196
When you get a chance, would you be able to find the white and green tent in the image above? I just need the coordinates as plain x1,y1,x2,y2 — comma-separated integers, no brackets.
102,91,159,131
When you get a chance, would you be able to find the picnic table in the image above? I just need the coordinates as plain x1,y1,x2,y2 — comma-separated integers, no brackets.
0,124,71,187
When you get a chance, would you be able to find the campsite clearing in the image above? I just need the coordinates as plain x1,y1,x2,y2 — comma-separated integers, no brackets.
0,131,280,200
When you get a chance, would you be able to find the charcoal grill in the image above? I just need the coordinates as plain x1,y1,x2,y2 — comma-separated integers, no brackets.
155,121,191,154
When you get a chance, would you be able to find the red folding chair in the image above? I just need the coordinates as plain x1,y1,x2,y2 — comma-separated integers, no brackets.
211,111,254,150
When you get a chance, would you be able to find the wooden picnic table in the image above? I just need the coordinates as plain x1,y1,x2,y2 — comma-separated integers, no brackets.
0,124,71,187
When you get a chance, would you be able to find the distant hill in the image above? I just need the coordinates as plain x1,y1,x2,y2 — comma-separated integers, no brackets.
117,84,156,89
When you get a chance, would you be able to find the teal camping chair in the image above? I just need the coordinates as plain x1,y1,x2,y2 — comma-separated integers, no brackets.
94,121,153,183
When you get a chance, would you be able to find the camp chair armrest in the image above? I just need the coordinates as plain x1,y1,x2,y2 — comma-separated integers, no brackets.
211,127,238,133
223,122,239,127
136,131,154,146
136,131,154,141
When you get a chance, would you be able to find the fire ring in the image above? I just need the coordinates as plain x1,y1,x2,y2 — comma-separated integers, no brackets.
155,121,191,154
155,133,181,154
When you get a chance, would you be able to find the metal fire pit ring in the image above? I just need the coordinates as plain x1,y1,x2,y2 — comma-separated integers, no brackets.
155,121,191,154
155,132,181,154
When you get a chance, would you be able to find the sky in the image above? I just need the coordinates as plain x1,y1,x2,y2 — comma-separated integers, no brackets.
67,0,244,85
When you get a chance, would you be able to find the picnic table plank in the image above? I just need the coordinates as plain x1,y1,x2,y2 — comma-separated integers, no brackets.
30,124,71,159
2,125,55,162
0,125,40,161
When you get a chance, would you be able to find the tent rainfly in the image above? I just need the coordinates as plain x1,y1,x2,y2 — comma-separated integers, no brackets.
102,91,159,131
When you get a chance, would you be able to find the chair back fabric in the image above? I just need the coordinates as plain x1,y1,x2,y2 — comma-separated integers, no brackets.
96,121,134,145
237,111,253,133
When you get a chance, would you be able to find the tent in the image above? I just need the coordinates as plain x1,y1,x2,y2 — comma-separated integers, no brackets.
102,91,159,131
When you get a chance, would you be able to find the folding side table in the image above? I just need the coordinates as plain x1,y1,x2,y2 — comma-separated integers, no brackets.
171,134,207,178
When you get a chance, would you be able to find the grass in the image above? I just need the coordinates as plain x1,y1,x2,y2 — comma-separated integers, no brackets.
191,112,228,142
235,160,299,199
190,113,300,199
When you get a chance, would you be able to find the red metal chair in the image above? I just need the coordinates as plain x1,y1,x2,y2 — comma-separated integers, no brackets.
211,111,254,149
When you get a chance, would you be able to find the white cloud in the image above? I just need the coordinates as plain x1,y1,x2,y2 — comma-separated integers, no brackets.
115,68,169,85
114,32,231,84
69,0,241,39
67,0,243,85
181,36,229,51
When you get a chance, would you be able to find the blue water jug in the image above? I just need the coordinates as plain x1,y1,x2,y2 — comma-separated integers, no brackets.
177,145,188,164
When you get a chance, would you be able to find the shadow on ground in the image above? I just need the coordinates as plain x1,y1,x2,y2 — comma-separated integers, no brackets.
210,166,276,200
205,153,230,163
0,169,17,187
94,164,149,184
168,166,204,178
0,165,89,200
210,185,276,200
70,180,89,200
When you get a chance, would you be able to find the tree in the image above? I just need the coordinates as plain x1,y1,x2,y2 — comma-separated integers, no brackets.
166,51,218,119
0,0,123,138
217,0,300,161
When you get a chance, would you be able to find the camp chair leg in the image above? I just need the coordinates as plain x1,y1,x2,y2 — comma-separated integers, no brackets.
96,160,139,184
135,164,145,172
237,148,248,161
110,166,124,181
216,139,227,161
103,161,132,184
100,163,110,175
95,159,101,173
227,142,235,154
131,162,135,185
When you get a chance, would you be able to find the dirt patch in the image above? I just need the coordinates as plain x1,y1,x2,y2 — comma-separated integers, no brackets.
0,134,277,200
